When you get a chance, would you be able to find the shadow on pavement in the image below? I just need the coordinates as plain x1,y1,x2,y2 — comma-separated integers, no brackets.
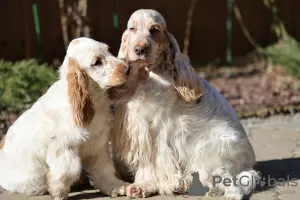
254,157,300,191
69,192,105,200
68,158,300,200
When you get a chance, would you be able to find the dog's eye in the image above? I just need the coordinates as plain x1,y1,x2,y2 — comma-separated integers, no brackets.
150,28,160,35
92,59,102,66
129,27,135,31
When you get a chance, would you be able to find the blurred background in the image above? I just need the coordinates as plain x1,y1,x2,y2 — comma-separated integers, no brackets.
0,0,300,135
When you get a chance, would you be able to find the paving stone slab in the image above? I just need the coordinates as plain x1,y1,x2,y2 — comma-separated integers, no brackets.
1,122,300,200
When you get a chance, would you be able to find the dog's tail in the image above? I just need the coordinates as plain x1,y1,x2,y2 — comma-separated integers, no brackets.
0,135,6,149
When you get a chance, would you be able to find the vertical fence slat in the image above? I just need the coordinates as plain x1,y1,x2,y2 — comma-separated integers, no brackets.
88,0,117,54
293,0,300,41
37,0,65,63
0,0,28,60
0,0,300,63
232,0,273,60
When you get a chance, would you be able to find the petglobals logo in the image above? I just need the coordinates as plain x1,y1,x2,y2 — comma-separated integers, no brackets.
212,173,298,188
186,171,298,197
256,175,298,187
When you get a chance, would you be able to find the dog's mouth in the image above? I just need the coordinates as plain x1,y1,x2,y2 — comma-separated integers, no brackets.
130,57,147,64
128,57,155,68
128,52,155,65
104,71,131,89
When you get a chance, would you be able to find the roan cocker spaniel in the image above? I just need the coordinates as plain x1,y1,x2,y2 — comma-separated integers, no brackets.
0,38,130,200
110,9,260,200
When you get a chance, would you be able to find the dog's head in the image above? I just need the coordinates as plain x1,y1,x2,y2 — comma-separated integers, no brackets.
118,9,204,102
118,9,167,66
60,37,131,127
62,37,131,89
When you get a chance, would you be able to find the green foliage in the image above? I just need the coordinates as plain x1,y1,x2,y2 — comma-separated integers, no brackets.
259,36,300,78
0,59,57,113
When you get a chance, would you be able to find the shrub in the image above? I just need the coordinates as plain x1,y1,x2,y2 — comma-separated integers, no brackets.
259,36,300,78
0,59,57,113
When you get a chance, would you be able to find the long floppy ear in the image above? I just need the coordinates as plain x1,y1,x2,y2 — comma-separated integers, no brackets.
67,57,95,127
118,29,130,60
166,32,204,102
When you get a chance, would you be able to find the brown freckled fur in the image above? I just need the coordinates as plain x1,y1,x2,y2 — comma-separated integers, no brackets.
115,63,126,74
166,32,204,102
0,135,5,149
67,58,95,127
118,30,130,59
135,41,145,47
119,14,204,103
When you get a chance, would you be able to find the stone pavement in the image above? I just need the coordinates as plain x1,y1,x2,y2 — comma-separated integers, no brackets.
1,115,300,200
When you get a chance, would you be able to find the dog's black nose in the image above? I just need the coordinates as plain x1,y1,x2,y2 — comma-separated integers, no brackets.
134,46,145,56
124,66,131,76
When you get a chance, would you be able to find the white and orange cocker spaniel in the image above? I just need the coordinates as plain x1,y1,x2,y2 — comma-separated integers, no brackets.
110,9,260,200
0,38,130,200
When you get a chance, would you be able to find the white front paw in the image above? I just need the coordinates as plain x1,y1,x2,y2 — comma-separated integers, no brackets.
126,183,152,198
102,182,129,198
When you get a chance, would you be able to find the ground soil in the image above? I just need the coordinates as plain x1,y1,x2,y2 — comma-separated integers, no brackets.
206,64,300,117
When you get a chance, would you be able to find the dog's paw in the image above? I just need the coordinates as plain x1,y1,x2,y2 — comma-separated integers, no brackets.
49,189,69,200
105,182,129,198
50,194,68,200
51,197,68,200
174,180,191,194
126,184,151,198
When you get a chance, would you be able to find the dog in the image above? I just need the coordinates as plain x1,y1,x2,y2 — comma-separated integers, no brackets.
109,9,260,200
0,37,130,200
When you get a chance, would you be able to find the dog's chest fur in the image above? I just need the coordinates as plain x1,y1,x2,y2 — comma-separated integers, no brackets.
80,99,112,157
121,73,181,167
128,72,177,126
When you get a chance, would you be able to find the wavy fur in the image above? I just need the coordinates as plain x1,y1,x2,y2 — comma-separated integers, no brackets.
0,38,129,200
166,32,204,102
67,57,95,127
111,9,259,200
